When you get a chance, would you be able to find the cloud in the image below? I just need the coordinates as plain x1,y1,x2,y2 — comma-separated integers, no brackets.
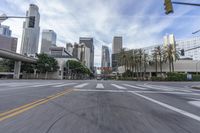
1,0,200,67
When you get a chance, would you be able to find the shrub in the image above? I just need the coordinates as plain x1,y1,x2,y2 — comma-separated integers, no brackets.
166,72,187,81
192,75,200,81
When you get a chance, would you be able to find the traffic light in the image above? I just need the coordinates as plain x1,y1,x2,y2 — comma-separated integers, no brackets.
180,49,185,56
28,16,35,28
164,0,174,15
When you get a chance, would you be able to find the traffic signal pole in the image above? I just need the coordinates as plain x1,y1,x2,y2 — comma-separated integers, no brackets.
164,0,200,15
172,2,200,7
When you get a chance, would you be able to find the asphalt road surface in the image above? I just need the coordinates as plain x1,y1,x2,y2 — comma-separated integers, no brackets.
0,80,200,133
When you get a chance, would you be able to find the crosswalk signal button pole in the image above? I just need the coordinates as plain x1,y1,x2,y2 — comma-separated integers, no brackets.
164,0,174,15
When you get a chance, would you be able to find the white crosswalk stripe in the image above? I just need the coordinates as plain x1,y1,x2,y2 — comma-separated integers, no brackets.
111,84,127,89
53,83,77,87
96,83,104,89
74,83,89,88
123,84,147,90
31,83,64,88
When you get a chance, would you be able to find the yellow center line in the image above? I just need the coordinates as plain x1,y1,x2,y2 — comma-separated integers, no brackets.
0,89,73,122
0,89,71,117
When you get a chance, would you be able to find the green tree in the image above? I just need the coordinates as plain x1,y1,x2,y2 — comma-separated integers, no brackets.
153,46,164,76
21,62,35,73
163,44,179,72
66,60,91,79
0,59,15,72
36,53,59,78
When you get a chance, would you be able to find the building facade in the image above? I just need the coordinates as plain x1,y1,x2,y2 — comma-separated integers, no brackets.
101,45,110,67
0,25,11,37
20,4,40,57
50,47,72,58
72,42,91,69
112,36,122,54
0,35,17,52
79,37,94,71
176,37,200,60
66,43,73,56
112,36,123,71
40,30,56,54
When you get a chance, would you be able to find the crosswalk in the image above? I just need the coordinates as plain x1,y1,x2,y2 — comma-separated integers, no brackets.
0,81,194,93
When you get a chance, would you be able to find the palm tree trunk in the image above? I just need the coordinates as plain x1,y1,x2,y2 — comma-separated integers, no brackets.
155,60,158,77
160,56,162,74
172,60,174,72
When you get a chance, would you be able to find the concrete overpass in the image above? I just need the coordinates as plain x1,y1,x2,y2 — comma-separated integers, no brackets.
0,48,37,79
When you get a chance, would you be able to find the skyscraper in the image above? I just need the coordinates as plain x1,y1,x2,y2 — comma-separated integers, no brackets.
112,36,122,54
112,36,123,71
0,25,12,37
20,4,40,56
101,45,110,67
79,37,94,71
40,30,56,54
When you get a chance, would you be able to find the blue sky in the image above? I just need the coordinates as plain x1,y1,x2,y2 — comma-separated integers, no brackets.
1,0,200,66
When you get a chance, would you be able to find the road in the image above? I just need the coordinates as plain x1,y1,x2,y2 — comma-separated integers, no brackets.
0,80,200,133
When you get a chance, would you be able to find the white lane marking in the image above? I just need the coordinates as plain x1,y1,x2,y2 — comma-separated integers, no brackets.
144,84,191,92
74,83,89,88
131,91,200,122
74,89,125,93
111,84,127,89
31,83,63,87
53,83,77,87
96,83,104,89
138,84,170,91
188,101,200,108
123,84,147,90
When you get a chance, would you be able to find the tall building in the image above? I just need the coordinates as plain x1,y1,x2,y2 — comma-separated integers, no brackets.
40,30,56,54
101,45,110,67
112,36,122,54
72,42,91,69
0,25,12,37
112,36,123,71
79,37,94,70
20,4,40,56
66,43,73,56
0,35,17,52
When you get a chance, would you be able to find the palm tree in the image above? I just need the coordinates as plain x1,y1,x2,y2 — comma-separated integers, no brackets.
133,49,139,78
138,49,143,78
152,47,158,76
154,46,164,75
143,53,149,79
119,48,130,76
163,44,180,72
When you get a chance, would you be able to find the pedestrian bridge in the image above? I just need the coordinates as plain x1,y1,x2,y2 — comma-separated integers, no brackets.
0,48,37,63
0,48,37,79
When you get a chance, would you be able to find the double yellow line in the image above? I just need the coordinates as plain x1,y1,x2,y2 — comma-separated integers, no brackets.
0,89,73,122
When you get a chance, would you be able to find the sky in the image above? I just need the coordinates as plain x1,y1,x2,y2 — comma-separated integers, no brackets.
1,0,200,66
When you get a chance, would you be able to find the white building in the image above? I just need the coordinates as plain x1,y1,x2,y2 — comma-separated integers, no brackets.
66,43,73,56
78,43,91,69
0,25,11,37
20,4,40,57
176,37,200,60
79,37,94,71
40,30,56,54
